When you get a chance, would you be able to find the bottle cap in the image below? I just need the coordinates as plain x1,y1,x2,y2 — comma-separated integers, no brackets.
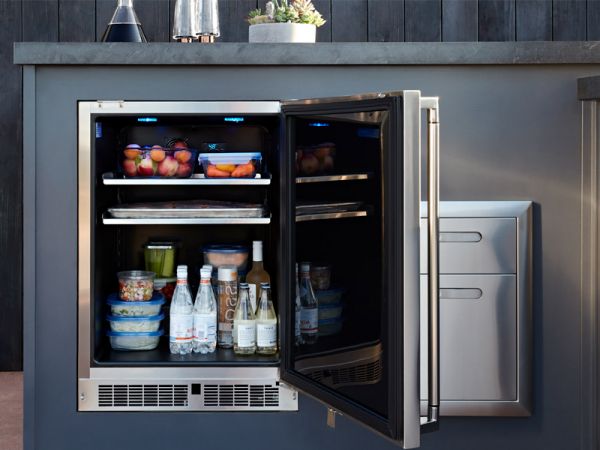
217,265,237,281
300,262,311,273
202,264,213,273
252,240,263,262
200,268,212,279
176,265,188,278
260,282,270,288
239,282,249,289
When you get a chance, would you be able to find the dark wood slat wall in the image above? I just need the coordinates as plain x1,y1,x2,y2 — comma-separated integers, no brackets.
3,0,600,370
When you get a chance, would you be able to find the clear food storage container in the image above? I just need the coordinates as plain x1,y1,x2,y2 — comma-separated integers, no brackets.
154,277,176,301
319,318,343,336
107,329,164,351
121,145,197,179
107,292,165,316
199,152,262,178
310,264,332,290
315,287,344,306
117,270,155,301
318,303,343,321
202,244,249,271
106,313,164,332
144,242,177,278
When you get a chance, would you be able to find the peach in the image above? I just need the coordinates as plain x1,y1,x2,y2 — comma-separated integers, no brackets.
150,149,166,162
122,159,138,177
176,162,192,178
174,150,192,163
158,156,179,177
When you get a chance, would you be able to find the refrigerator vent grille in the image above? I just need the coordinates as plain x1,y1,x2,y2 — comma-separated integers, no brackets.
98,384,189,408
203,384,279,407
305,359,383,388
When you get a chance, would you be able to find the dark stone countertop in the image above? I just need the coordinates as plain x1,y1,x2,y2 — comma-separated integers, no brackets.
13,41,600,66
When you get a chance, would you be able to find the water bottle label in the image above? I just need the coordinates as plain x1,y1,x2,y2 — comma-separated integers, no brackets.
300,308,318,333
193,313,216,342
236,323,256,347
170,314,193,343
248,284,257,313
257,323,277,347
295,309,301,338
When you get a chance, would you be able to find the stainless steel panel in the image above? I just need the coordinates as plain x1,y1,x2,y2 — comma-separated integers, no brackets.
420,274,517,402
420,217,517,274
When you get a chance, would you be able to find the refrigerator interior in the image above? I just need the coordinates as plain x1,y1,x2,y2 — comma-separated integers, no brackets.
92,114,281,366
291,113,388,418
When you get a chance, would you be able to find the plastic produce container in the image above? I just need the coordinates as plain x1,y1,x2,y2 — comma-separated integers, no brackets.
106,313,164,332
121,145,197,179
144,242,177,278
154,277,176,301
118,270,155,301
318,303,343,321
315,287,344,306
107,329,164,351
203,244,249,271
107,293,165,316
319,318,343,336
199,152,262,178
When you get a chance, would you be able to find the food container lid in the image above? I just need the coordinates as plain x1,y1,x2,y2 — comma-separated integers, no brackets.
117,270,156,280
106,313,165,322
199,152,262,163
319,317,343,324
144,241,177,250
154,277,176,289
217,265,238,281
202,244,249,254
310,263,331,270
318,302,343,310
106,329,164,337
107,292,165,305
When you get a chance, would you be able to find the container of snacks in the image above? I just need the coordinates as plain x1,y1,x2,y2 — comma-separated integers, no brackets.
315,287,344,306
121,144,197,179
107,329,163,351
202,244,249,271
310,264,332,290
154,277,176,301
144,242,177,278
199,152,262,178
107,292,165,316
106,313,164,332
117,270,155,301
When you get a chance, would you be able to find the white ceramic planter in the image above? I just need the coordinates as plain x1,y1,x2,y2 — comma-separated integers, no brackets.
249,23,316,43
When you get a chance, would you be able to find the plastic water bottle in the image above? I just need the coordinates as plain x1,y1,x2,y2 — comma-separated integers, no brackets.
169,265,193,355
193,267,217,354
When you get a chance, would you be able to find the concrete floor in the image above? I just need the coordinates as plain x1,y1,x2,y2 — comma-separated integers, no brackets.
0,372,23,450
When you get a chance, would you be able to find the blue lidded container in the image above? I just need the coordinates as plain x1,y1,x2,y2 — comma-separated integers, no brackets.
107,292,165,317
202,244,249,271
107,329,164,351
106,313,164,333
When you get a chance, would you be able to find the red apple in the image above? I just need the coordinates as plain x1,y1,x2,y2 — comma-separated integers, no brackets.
122,159,138,177
176,162,192,178
300,153,319,175
137,157,156,176
158,156,179,177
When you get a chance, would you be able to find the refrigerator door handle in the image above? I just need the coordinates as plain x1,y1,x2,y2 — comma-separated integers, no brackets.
421,97,440,427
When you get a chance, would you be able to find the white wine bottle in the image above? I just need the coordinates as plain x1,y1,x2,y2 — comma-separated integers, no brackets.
233,283,256,355
256,283,278,355
246,241,271,313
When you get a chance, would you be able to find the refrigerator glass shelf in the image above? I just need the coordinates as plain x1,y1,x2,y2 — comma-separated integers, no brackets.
102,172,271,186
102,212,271,225
296,173,372,184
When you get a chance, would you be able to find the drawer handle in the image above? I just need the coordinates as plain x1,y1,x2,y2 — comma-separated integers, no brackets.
439,288,483,299
439,232,482,243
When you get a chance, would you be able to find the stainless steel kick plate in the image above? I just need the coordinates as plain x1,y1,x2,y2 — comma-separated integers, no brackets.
420,201,532,416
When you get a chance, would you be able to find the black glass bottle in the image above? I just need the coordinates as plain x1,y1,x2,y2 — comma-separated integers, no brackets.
101,0,147,43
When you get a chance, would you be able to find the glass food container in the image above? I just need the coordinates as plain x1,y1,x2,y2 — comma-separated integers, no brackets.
144,242,177,278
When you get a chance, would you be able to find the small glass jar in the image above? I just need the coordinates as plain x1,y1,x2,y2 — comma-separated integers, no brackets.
310,264,332,290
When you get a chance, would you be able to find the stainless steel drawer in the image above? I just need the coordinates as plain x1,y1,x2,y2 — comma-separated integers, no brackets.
420,218,517,274
420,274,517,404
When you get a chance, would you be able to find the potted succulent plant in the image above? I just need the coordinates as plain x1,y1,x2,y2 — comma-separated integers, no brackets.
247,0,326,43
